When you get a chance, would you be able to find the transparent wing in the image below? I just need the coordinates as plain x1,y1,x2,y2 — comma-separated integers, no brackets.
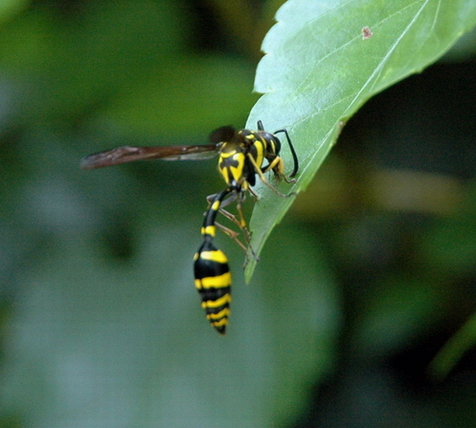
80,144,219,170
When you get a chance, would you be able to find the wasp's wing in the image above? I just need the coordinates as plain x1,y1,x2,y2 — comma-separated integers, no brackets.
80,144,219,170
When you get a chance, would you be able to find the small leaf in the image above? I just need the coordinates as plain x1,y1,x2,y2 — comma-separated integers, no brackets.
245,0,476,280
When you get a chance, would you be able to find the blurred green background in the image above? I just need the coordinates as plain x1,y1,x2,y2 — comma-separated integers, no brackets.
1,1,476,427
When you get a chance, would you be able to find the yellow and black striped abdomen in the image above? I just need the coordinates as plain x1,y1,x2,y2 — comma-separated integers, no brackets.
193,239,232,335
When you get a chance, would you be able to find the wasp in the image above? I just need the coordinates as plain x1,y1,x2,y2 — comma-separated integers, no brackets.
81,121,299,334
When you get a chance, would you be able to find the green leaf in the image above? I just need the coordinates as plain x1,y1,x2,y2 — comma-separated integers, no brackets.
244,0,476,281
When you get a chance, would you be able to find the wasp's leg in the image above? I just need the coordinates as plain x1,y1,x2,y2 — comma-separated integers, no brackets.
247,153,295,197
